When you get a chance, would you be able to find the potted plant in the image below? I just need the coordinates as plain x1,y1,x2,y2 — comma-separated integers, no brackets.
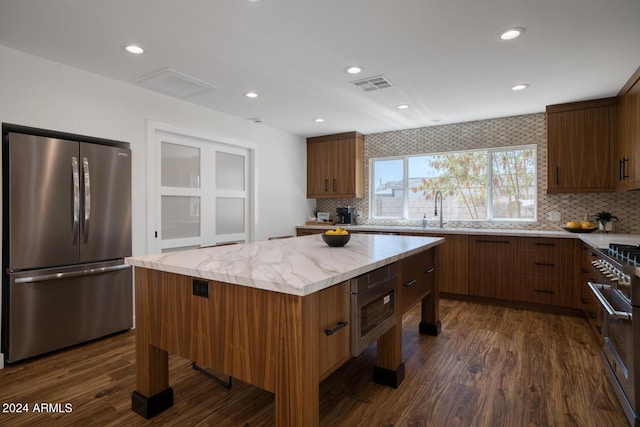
595,211,619,233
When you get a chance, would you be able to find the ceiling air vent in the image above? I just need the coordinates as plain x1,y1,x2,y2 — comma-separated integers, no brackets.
351,75,393,92
134,68,217,98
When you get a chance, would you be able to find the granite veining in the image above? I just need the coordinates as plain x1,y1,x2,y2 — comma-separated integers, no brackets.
126,234,443,296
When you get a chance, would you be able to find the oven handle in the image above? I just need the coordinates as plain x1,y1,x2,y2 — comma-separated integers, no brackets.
587,282,633,320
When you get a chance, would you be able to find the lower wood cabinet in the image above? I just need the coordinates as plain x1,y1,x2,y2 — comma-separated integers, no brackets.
297,227,587,312
468,236,516,300
515,238,576,307
399,249,435,313
318,281,351,380
426,234,469,295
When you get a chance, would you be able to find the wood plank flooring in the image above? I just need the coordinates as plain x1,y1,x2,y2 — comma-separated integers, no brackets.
0,298,628,426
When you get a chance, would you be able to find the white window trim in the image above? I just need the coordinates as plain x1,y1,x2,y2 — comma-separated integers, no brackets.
369,145,537,223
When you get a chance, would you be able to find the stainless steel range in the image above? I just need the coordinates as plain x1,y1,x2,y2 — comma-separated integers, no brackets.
589,243,640,426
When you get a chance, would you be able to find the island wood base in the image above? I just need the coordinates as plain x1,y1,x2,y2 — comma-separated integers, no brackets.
131,266,409,426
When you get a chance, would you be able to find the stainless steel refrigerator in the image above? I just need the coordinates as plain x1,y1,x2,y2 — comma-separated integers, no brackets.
2,128,132,363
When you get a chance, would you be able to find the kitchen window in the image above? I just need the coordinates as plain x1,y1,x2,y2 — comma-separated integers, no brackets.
370,146,537,222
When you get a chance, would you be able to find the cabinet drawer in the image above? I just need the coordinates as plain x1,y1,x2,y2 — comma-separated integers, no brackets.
400,250,435,313
515,277,574,307
519,254,573,279
318,281,351,380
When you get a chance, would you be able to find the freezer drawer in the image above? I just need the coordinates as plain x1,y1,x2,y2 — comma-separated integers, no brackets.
6,260,132,363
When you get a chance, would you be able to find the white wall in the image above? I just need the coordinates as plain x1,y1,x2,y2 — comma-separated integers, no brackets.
0,45,315,366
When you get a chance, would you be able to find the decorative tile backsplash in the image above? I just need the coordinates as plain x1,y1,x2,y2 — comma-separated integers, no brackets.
316,113,640,234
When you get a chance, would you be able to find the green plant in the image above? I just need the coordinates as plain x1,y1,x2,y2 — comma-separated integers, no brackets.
594,211,619,224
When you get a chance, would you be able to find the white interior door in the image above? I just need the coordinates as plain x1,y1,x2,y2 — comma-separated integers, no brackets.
151,129,252,253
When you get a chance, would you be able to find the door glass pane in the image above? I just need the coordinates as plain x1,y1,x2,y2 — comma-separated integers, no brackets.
216,197,245,235
162,142,201,188
216,152,245,191
161,196,200,239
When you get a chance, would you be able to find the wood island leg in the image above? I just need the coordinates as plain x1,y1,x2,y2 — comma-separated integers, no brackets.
374,297,405,388
418,292,441,336
274,293,320,427
131,268,173,418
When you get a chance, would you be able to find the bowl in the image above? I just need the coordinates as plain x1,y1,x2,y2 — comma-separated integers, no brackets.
322,233,351,247
562,226,598,234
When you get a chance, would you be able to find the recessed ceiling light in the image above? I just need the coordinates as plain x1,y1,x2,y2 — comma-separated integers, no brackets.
344,66,363,74
313,118,325,123
396,104,410,110
499,27,526,40
244,92,259,98
511,83,530,91
125,44,144,54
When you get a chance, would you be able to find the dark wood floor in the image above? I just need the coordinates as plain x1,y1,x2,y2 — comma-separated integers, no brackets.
0,298,628,426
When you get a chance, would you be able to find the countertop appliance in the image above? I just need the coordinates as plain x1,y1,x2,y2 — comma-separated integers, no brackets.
589,243,640,426
336,206,356,226
2,125,133,363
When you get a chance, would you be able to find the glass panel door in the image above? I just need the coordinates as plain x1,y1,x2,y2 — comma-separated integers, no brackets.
214,147,249,244
152,130,252,253
157,135,207,252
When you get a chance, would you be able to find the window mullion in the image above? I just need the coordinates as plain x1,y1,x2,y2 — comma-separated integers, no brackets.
486,150,493,221
404,156,409,219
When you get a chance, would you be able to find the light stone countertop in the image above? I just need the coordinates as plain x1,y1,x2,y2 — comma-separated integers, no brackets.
579,233,640,249
297,224,640,241
126,233,443,296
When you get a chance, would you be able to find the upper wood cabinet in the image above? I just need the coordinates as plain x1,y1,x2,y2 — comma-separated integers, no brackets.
307,131,364,198
616,67,640,190
546,98,616,193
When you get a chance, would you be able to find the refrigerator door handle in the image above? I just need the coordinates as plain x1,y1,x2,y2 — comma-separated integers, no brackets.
83,157,91,242
72,156,80,244
14,264,131,284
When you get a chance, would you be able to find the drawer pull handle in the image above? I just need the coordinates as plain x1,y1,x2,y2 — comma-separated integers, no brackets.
534,262,555,267
424,267,435,274
534,289,555,294
403,279,417,288
477,240,509,244
324,321,349,336
534,242,555,246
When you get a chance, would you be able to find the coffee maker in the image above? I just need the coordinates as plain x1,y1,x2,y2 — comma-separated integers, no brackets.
336,207,356,225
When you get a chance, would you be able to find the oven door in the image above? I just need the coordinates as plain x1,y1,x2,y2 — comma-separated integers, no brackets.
351,278,397,357
588,282,637,418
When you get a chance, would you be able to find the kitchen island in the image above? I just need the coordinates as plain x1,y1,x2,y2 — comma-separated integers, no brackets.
125,233,443,426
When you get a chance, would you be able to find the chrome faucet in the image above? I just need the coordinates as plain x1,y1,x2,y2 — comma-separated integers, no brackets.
434,190,444,228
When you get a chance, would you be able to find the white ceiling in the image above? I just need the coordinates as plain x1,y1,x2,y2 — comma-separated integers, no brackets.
1,0,639,138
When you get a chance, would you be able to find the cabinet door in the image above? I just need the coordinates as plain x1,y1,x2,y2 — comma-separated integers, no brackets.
434,234,469,295
399,249,435,313
333,137,361,197
468,237,515,300
616,77,640,190
318,281,351,380
306,140,329,197
547,104,614,193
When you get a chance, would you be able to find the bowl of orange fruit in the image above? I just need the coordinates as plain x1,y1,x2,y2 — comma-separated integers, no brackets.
562,220,598,233
321,226,351,247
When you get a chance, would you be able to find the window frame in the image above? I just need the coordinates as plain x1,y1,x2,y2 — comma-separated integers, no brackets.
369,145,537,223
